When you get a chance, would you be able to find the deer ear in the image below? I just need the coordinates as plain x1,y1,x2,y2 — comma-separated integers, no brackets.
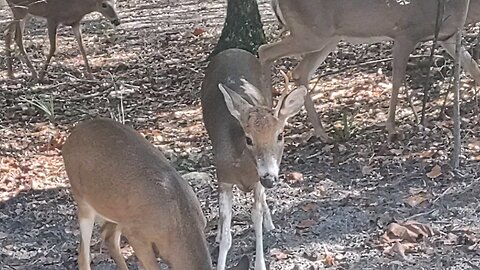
218,83,253,123
275,86,307,122
228,255,249,270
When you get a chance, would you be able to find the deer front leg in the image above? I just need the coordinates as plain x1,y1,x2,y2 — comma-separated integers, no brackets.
5,22,15,79
292,42,339,143
387,38,417,141
261,193,274,232
72,23,94,80
252,182,266,270
258,36,332,133
217,183,233,270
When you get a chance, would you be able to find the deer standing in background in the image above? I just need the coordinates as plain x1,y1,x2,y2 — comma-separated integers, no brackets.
201,48,306,270
4,0,120,81
62,118,249,270
259,0,480,142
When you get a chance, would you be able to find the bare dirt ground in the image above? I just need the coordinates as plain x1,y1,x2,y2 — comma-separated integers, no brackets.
1,0,480,269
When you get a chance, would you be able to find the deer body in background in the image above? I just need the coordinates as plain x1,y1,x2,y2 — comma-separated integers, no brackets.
4,0,120,81
62,118,249,270
201,48,306,270
259,0,480,142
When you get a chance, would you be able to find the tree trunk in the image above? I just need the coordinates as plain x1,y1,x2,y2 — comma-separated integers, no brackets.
210,0,266,59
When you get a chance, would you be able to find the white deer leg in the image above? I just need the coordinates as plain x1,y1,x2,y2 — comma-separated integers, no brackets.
440,37,480,83
217,183,233,270
252,183,266,270
261,193,274,232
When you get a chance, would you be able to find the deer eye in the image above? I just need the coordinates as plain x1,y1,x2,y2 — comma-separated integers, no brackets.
277,133,284,141
245,136,253,146
101,3,108,8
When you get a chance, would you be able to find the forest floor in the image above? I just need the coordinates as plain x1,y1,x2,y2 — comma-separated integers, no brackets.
1,0,480,269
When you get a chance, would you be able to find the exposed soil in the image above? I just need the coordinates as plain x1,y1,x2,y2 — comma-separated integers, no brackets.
1,1,480,269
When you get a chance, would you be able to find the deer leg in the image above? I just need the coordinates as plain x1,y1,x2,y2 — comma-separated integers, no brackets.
38,21,58,81
14,18,37,80
76,202,96,270
252,182,266,270
440,37,480,83
217,183,233,270
258,36,330,107
261,194,274,232
292,41,338,143
5,22,15,79
101,222,128,270
72,23,93,79
124,233,160,270
387,38,417,141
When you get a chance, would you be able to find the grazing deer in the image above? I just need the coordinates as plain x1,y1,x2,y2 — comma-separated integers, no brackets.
62,118,249,270
201,48,307,270
259,0,480,142
4,0,120,81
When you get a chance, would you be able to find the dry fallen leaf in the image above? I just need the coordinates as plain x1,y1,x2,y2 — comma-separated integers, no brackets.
384,242,410,260
286,171,304,183
426,165,442,179
317,185,326,194
296,219,316,229
419,150,434,158
271,248,290,260
192,28,206,36
405,191,432,207
382,220,434,243
324,254,335,267
301,202,316,212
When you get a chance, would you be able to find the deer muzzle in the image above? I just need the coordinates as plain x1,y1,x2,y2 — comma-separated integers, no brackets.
260,173,277,188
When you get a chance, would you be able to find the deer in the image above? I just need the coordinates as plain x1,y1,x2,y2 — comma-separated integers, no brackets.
4,0,120,81
259,0,480,142
201,48,307,270
62,118,249,270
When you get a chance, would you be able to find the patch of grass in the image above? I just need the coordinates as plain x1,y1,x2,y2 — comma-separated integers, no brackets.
20,95,55,123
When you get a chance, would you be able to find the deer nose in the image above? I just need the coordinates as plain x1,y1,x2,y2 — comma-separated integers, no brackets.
260,174,277,188
112,19,120,26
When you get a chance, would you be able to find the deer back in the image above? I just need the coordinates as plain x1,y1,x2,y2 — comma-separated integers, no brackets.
62,118,211,269
274,0,470,42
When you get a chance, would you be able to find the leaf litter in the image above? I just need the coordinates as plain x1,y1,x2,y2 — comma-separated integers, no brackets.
1,0,480,269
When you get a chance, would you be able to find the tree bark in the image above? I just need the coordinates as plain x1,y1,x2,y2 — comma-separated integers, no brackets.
210,0,266,59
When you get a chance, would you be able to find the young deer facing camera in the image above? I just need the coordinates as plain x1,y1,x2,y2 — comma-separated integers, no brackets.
62,118,248,270
259,0,480,142
201,48,307,270
4,0,120,80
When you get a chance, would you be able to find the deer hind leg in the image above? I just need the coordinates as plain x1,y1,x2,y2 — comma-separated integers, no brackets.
122,231,160,270
292,40,339,143
252,182,266,270
5,21,16,79
38,20,58,81
76,201,96,270
101,222,129,270
440,37,480,83
216,183,233,270
72,22,93,79
387,38,417,141
13,17,37,80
